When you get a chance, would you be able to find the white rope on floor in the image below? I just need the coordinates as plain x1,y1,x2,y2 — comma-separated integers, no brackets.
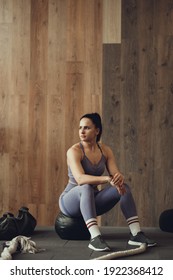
0,235,44,260
0,236,146,260
92,243,147,260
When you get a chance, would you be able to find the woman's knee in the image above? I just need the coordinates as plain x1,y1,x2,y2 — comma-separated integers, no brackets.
120,183,135,204
79,184,95,196
123,183,131,193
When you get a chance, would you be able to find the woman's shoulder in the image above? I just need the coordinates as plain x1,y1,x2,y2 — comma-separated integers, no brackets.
67,143,82,157
98,142,112,156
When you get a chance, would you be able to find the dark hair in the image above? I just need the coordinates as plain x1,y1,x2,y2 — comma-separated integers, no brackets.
80,112,102,142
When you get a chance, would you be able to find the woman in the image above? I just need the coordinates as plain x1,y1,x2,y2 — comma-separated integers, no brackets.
59,113,156,251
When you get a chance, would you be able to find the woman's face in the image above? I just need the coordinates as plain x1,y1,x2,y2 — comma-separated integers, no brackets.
79,118,99,143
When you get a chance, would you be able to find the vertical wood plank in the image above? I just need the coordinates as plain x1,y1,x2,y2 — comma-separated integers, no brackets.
48,0,67,96
66,0,85,61
46,0,68,224
121,0,138,40
103,0,121,43
65,63,84,148
0,24,12,95
28,0,48,224
8,95,29,211
84,0,103,111
11,0,30,95
0,2,12,213
28,83,47,205
30,0,48,81
120,39,139,174
0,153,9,212
102,44,122,225
46,94,66,222
135,0,157,225
0,0,13,23
0,93,9,155
102,44,121,158
155,0,173,36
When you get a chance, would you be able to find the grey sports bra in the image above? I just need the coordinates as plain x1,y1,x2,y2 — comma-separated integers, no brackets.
68,142,107,185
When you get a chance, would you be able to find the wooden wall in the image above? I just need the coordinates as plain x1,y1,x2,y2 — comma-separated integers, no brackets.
0,0,173,227
102,0,173,227
0,0,103,225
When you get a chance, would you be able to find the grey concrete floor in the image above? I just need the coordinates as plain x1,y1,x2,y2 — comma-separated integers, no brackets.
1,226,172,260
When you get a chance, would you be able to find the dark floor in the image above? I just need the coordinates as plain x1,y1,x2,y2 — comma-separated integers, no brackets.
1,227,173,260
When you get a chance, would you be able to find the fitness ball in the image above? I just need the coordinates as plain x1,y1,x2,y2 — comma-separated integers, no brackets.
159,209,173,233
55,212,90,240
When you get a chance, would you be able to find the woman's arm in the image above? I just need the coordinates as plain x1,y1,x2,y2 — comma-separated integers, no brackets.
103,145,126,195
67,146,111,186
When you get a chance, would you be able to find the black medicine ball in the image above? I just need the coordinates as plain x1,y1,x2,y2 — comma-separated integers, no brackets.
159,209,173,233
55,212,90,240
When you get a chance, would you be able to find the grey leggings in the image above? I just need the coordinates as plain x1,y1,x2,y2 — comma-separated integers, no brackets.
59,183,137,222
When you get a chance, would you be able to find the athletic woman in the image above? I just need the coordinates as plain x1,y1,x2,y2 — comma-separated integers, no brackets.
59,113,156,251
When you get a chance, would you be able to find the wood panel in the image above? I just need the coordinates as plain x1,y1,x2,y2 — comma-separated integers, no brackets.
103,0,121,43
102,0,173,227
46,0,67,224
0,0,12,214
0,0,103,225
102,44,122,225
11,0,30,95
0,0,13,23
29,0,49,224
0,0,173,227
135,0,157,226
66,0,85,62
84,0,102,100
30,0,48,81
155,0,173,217
8,95,29,210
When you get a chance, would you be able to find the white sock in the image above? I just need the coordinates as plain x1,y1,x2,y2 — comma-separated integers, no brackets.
126,216,141,236
86,218,101,239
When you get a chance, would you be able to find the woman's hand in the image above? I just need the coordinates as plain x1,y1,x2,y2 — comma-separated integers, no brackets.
110,172,124,186
115,184,126,195
110,172,126,195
